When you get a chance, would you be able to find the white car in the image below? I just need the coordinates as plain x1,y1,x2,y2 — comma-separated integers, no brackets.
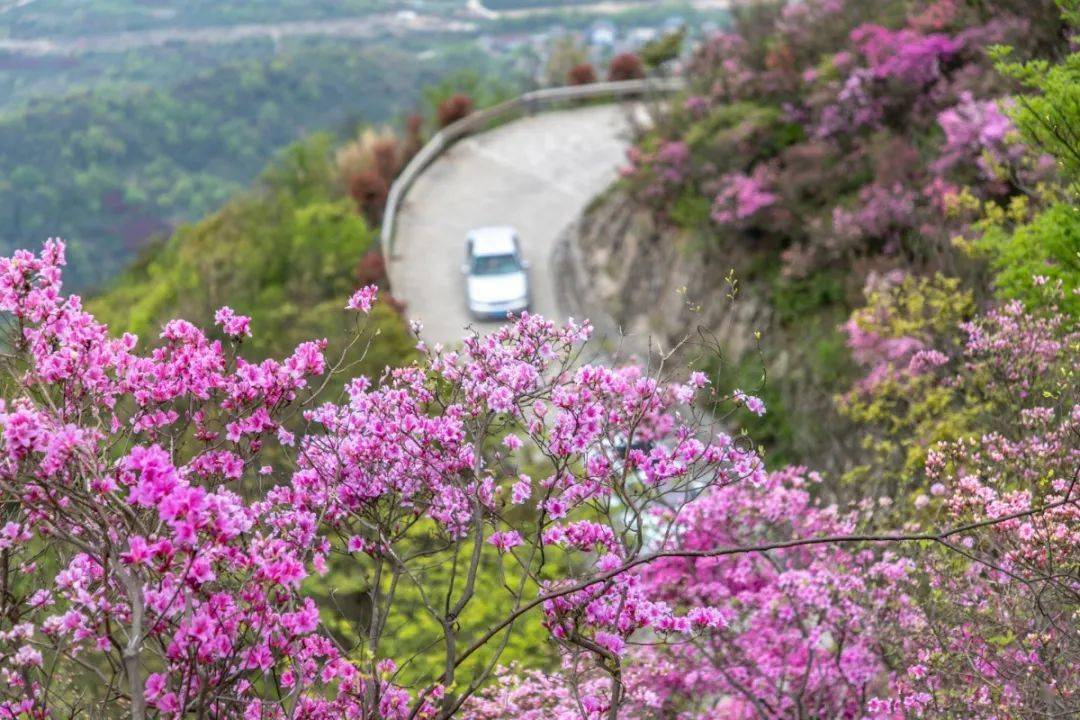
462,226,531,320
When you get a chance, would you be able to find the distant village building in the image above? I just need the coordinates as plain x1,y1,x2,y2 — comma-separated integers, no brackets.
588,21,617,48
627,27,659,47
663,15,687,33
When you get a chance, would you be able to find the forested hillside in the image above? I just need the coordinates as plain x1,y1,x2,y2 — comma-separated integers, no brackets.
0,0,439,36
88,133,414,374
0,40,501,289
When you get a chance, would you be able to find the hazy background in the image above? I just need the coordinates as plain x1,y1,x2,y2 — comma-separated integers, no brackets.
0,0,729,289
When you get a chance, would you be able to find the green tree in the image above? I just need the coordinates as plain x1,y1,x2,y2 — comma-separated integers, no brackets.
991,0,1080,187
641,30,685,72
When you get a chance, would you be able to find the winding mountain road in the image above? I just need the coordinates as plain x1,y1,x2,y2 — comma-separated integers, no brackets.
387,104,635,348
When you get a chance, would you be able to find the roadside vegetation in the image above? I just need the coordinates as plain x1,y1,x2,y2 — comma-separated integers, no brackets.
619,0,1076,470
0,0,1076,718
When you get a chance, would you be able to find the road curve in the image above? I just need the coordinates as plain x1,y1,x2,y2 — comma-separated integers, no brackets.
388,104,634,348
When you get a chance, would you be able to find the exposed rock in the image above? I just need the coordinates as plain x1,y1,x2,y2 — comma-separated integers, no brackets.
570,188,771,362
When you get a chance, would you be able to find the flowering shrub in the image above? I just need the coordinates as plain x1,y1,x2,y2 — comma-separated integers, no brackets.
880,394,1079,716
620,0,1051,277
617,466,907,718
0,241,852,719
566,63,597,86
933,93,1019,180
607,53,645,82
468,390,1079,718
850,24,962,86
839,270,1077,503
436,94,474,129
812,66,885,138
0,241,360,719
829,183,918,255
1,231,1077,719
467,461,909,718
829,88,1080,698
836,272,974,486
710,167,778,227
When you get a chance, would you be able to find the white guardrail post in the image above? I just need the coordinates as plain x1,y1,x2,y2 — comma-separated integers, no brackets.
379,77,686,256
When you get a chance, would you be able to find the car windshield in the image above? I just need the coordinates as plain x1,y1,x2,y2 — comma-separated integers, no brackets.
471,253,520,276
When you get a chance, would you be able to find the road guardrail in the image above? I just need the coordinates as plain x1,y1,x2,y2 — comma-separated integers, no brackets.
379,77,686,255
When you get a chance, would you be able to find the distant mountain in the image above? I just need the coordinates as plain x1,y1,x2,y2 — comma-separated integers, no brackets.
0,40,499,290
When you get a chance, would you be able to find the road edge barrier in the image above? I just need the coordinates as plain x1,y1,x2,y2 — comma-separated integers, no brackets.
379,77,686,255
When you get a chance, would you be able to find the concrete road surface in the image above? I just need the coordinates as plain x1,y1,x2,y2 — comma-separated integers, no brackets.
388,104,634,348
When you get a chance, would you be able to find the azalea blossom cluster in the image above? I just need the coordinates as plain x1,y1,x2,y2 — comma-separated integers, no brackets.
0,241,399,720
620,466,914,719
0,241,796,720
280,310,781,717
884,402,1079,716
621,0,1054,276
933,92,1022,182
710,168,778,227
849,23,961,86
0,227,1076,720
466,287,1079,719
862,290,1078,715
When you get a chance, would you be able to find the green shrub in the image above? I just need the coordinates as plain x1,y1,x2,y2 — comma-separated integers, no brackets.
669,190,713,229
771,270,846,326
976,201,1080,315
992,19,1080,185
641,30,685,70
90,134,415,383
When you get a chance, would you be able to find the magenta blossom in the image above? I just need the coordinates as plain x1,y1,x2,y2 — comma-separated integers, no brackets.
347,284,379,313
214,305,252,337
712,168,778,226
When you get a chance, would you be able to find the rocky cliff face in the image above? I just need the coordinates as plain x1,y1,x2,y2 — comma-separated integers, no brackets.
557,187,857,473
568,189,769,361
